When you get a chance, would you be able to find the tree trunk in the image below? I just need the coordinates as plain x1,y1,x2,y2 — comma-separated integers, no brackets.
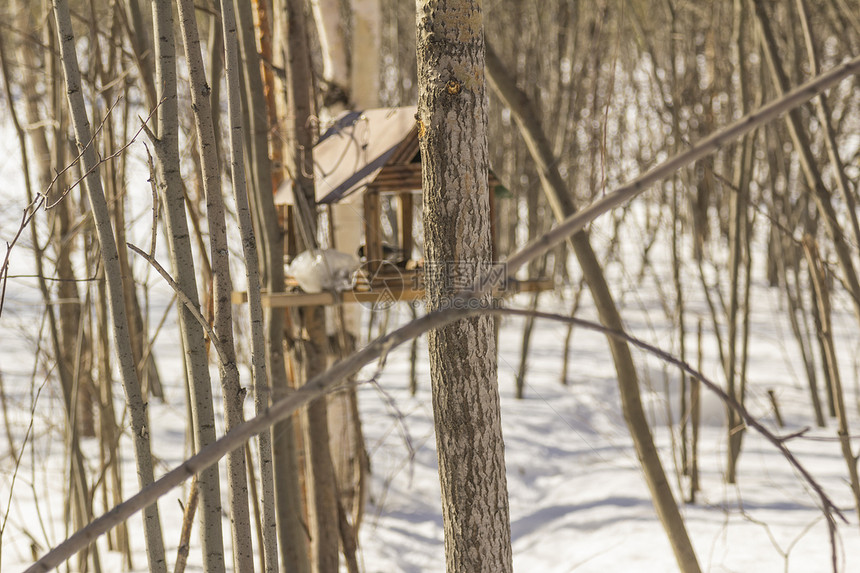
311,0,351,109
804,236,860,525
311,0,373,536
234,0,284,570
52,1,166,570
174,0,241,569
267,0,314,569
218,0,274,567
350,0,381,108
151,0,255,571
725,0,753,484
282,0,341,570
416,2,514,572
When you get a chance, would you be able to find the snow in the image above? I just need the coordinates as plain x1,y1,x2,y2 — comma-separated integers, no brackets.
355,285,860,573
2,129,860,573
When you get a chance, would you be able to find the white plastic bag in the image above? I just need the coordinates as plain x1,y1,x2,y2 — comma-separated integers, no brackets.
287,249,359,293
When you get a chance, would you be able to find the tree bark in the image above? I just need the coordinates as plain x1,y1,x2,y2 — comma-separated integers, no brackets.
150,0,251,571
124,0,158,113
234,0,283,570
174,0,241,570
52,1,166,571
416,2,514,572
350,0,381,108
219,0,272,567
282,0,340,571
265,0,314,569
311,0,350,109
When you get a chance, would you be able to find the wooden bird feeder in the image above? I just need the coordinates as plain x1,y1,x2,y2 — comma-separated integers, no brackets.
232,107,551,308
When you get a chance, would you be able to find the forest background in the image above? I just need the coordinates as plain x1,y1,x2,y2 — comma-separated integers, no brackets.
1,0,860,572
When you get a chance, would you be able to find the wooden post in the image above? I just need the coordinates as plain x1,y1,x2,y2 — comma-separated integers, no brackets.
398,192,413,260
285,205,298,258
364,190,382,272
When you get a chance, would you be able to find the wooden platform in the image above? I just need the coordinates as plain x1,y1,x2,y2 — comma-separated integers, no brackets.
231,278,553,308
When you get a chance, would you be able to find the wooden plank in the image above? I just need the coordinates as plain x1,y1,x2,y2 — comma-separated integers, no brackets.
373,163,422,178
398,193,413,258
388,125,421,164
366,179,423,192
372,163,499,183
363,190,382,272
366,164,423,192
511,279,554,293
262,285,426,308
367,169,499,194
232,277,553,308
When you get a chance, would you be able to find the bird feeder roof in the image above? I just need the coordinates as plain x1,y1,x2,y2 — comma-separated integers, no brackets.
275,106,420,206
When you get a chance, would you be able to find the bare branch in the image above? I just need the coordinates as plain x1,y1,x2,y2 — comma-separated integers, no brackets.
126,243,227,366
503,53,860,277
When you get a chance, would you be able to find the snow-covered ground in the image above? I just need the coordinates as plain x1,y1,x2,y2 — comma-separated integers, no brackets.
2,129,860,573
358,281,860,573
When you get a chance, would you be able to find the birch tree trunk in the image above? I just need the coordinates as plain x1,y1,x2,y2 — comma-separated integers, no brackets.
233,1,283,570
308,0,373,537
282,0,341,570
350,0,380,108
416,3,513,572
148,0,241,571
265,0,315,569
174,1,241,570
218,0,269,568
311,0,350,109
51,1,166,571
125,0,158,113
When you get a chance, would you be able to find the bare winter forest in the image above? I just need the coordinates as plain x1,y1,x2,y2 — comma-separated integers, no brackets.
1,0,860,572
